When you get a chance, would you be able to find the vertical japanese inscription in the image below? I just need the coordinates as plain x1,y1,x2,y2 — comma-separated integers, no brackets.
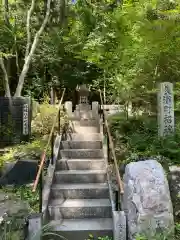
23,103,29,135
158,82,174,137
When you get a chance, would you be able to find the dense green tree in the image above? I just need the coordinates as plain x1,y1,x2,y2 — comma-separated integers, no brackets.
0,0,180,108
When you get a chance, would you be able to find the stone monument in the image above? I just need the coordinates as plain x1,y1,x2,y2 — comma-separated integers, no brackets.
0,97,31,146
76,84,90,105
157,82,174,137
123,159,174,239
76,84,91,117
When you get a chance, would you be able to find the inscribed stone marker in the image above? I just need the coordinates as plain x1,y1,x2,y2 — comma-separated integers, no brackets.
158,82,174,137
23,103,29,135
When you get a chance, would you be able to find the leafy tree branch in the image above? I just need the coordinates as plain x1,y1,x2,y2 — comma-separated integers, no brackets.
14,0,52,97
25,0,36,60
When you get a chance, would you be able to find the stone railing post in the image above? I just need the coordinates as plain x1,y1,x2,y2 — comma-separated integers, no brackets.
92,101,99,119
113,211,126,240
65,101,72,117
27,213,42,240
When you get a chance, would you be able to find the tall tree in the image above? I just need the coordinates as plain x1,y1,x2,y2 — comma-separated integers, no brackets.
0,0,52,97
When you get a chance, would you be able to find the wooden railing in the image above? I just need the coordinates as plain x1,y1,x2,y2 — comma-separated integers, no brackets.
99,90,124,210
32,88,66,211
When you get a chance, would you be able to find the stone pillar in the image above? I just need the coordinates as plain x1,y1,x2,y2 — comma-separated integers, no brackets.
92,101,99,119
27,213,42,240
74,104,80,118
128,102,132,117
65,101,72,117
158,82,174,137
123,159,174,240
50,87,55,105
76,105,79,111
113,211,126,240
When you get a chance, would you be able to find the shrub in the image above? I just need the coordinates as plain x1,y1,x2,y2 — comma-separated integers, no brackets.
108,112,180,166
0,219,66,240
135,223,180,239
32,104,60,136
1,185,39,212
0,139,49,170
86,234,112,240
31,95,66,137
32,100,40,119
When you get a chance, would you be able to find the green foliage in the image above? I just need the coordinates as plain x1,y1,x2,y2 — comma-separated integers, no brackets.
86,234,112,240
0,139,48,171
109,113,180,166
1,185,39,212
0,112,15,142
32,96,66,136
134,222,180,239
0,98,66,169
0,219,66,240
0,186,65,240
32,104,58,136
175,223,180,239
0,214,26,240
1,0,180,104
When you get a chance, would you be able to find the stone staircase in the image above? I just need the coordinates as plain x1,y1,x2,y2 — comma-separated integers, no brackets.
47,104,113,239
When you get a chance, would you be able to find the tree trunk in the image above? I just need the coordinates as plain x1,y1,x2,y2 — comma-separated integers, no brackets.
60,0,66,26
103,78,106,104
1,0,11,98
0,58,11,98
25,0,36,60
14,0,52,97
3,0,10,26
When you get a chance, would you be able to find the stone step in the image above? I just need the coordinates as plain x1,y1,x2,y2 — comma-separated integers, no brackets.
73,126,100,134
51,183,109,199
60,149,103,159
70,114,81,121
70,115,98,122
54,170,107,184
74,111,93,119
79,114,93,120
78,104,92,111
48,199,112,219
61,141,102,149
57,159,106,170
74,119,99,127
75,108,92,111
73,110,80,118
48,218,113,240
67,133,101,141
